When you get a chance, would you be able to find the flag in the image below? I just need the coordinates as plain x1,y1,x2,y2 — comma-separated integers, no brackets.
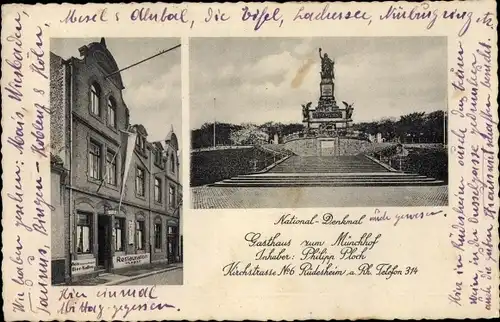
96,143,121,193
117,127,138,216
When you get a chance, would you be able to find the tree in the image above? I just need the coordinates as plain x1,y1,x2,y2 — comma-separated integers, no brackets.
398,112,425,143
230,124,269,145
191,122,242,148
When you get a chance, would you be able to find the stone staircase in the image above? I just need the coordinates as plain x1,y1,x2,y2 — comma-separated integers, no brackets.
208,155,445,187
270,155,387,173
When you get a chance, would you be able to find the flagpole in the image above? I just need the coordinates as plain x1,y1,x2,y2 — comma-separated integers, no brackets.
105,44,181,79
444,110,447,147
213,98,216,148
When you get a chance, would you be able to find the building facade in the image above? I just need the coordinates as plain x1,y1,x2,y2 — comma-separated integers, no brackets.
50,38,182,284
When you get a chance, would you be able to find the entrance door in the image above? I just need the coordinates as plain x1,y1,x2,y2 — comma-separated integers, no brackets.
320,140,336,156
97,215,111,270
167,226,179,263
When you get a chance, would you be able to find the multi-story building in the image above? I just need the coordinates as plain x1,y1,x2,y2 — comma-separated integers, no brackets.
50,38,182,284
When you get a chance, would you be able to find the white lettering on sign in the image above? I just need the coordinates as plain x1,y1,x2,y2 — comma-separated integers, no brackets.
113,253,150,269
71,259,96,275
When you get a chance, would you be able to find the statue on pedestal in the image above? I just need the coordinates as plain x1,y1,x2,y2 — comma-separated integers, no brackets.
302,102,312,120
342,101,355,119
319,48,335,79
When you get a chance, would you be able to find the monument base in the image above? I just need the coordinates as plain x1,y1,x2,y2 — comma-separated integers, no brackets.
283,136,376,156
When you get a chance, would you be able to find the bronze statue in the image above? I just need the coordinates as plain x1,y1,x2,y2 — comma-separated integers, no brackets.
319,48,335,79
342,101,354,119
302,102,312,119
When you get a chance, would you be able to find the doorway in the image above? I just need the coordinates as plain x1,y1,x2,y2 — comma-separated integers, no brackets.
97,215,111,270
167,226,179,263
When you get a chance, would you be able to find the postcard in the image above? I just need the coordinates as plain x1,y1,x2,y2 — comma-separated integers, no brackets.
1,1,498,320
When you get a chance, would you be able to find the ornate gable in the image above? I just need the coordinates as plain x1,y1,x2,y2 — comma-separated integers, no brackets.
79,38,125,90
132,124,149,137
165,129,179,151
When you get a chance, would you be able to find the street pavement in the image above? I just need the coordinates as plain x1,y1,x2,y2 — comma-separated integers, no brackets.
192,185,449,208
119,267,183,285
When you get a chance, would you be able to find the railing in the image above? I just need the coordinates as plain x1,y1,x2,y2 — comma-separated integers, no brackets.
367,144,448,182
283,129,369,143
191,145,254,153
250,145,294,173
190,144,295,185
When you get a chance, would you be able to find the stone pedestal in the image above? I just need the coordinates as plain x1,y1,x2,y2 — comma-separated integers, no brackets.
302,53,353,133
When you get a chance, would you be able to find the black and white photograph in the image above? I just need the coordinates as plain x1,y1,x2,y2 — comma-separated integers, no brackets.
190,37,449,209
50,37,183,285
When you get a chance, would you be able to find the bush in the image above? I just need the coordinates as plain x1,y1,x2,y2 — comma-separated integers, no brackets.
190,147,284,186
402,148,448,182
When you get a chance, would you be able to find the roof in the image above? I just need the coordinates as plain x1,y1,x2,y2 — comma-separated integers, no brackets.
78,37,124,90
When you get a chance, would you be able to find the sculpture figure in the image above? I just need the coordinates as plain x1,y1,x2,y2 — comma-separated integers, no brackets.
342,101,355,119
302,102,312,120
319,48,335,79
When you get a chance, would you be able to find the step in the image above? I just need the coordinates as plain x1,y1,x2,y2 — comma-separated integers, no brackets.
236,174,427,181
225,177,435,183
210,180,445,187
237,174,425,179
270,170,388,173
238,174,423,179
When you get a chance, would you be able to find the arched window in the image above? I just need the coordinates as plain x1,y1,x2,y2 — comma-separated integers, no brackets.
107,97,116,128
170,153,175,173
90,83,101,116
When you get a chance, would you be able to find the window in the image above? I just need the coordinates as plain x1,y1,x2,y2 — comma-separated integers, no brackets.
170,154,176,172
135,136,145,152
115,218,125,251
76,213,92,254
90,83,100,116
169,185,176,208
136,220,145,250
135,167,145,197
154,222,162,249
106,150,117,185
168,226,178,235
89,141,101,180
107,98,116,128
154,150,162,166
154,177,162,203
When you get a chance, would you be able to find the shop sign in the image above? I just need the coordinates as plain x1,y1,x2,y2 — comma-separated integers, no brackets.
71,259,96,275
113,253,150,269
128,220,134,245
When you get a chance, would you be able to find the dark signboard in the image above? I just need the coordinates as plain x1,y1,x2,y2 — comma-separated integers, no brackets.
312,111,343,119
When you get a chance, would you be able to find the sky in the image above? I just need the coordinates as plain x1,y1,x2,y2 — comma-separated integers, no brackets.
51,37,182,146
190,37,447,129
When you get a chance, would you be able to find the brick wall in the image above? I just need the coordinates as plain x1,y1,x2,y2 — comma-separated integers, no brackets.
50,52,67,162
51,169,65,259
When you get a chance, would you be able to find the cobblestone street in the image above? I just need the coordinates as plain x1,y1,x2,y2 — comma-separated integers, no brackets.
191,185,449,209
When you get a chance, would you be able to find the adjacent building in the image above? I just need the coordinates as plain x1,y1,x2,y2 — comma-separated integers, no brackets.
50,38,182,284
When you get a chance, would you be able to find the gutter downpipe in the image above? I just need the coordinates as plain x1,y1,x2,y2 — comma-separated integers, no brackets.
64,58,74,282
149,147,152,264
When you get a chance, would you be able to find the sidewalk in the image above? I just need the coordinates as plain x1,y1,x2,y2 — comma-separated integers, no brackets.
67,262,183,286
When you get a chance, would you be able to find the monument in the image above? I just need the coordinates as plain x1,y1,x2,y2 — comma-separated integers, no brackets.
302,48,354,133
